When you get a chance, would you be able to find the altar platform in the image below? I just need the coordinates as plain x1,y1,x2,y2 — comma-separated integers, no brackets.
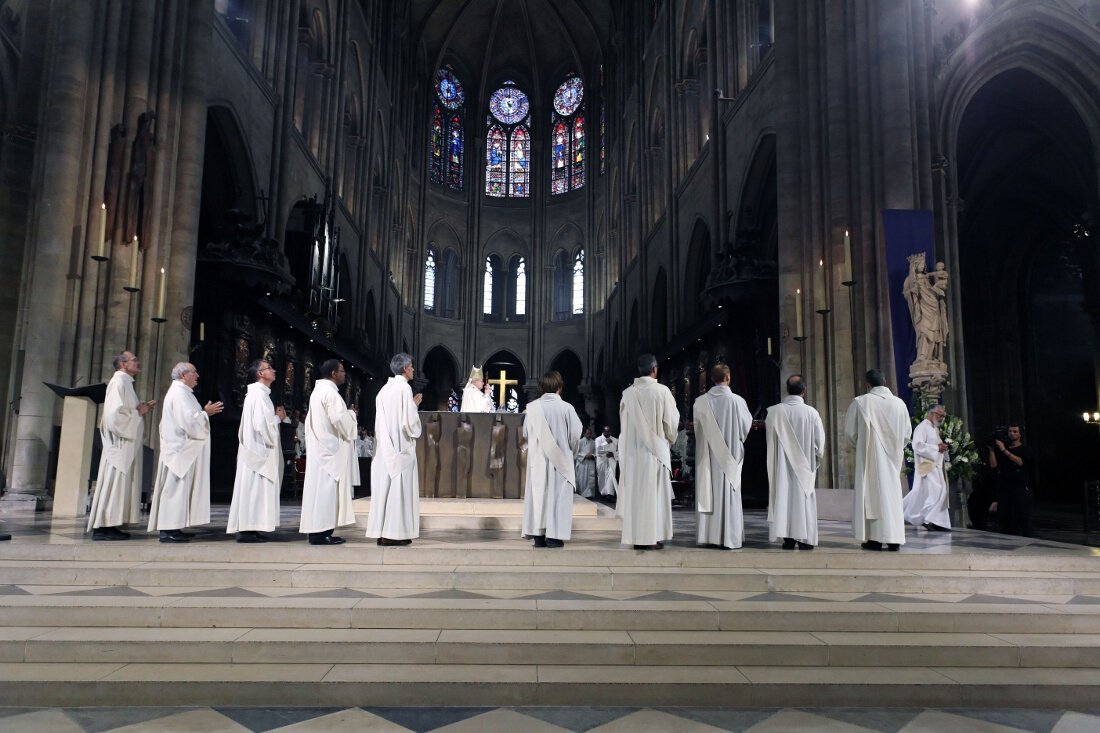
0,506,1098,714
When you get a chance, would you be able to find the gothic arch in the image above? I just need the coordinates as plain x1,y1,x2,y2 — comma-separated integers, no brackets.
421,344,459,411
199,105,259,247
651,267,668,348
682,217,711,328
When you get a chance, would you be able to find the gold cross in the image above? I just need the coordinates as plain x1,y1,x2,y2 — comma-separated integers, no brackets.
488,369,518,407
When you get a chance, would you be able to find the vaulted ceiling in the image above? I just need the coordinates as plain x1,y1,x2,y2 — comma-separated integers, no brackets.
412,0,616,106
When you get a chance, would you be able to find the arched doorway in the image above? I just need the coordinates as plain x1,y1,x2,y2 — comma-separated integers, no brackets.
421,345,458,411
549,348,585,422
955,68,1100,505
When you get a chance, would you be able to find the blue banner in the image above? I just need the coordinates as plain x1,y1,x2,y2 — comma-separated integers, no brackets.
882,209,935,409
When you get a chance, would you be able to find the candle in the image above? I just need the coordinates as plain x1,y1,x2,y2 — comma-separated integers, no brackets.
199,322,205,341
94,204,106,259
815,259,827,311
843,229,853,283
767,337,773,356
128,237,140,290
155,267,166,319
795,288,803,338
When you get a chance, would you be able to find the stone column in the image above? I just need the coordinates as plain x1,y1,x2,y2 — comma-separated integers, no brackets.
5,2,97,507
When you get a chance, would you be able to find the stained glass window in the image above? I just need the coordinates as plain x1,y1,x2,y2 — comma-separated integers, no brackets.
490,82,530,124
550,75,585,194
424,249,437,312
510,126,530,197
430,104,444,185
515,257,526,316
430,67,464,191
572,249,584,315
486,125,507,197
483,257,494,314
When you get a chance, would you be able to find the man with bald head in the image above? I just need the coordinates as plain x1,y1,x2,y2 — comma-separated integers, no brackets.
148,362,223,543
87,350,156,540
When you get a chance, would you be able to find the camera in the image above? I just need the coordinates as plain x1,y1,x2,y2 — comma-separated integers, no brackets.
988,426,1010,446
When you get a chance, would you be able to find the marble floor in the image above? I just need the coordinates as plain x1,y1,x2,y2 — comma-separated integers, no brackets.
2,705,1099,733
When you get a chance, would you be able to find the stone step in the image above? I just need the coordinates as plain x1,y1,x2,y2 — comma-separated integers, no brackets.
1,559,1098,595
1,627,1098,668
5,540,1098,572
1,595,1099,634
0,662,1097,708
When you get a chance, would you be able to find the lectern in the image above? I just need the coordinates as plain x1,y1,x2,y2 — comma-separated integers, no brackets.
44,382,107,518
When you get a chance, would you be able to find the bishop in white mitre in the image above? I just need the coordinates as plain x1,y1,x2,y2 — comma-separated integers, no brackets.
148,362,223,543
574,426,597,498
299,359,359,545
523,371,583,547
595,425,619,498
227,359,283,542
460,364,490,412
902,404,952,532
694,364,753,549
766,375,826,549
618,354,680,550
845,369,913,551
367,352,423,545
87,350,155,540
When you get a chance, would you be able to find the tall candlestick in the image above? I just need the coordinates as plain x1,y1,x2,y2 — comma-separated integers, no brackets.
93,204,107,260
127,237,140,291
767,337,773,356
155,267,166,319
199,322,205,341
795,288,804,338
842,229,853,284
815,259,828,312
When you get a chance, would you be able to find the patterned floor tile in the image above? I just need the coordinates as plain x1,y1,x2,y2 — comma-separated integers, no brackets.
286,588,379,598
812,707,922,733
519,591,605,601
0,709,84,733
897,710,1032,732
737,592,831,603
1051,711,1100,733
215,707,346,733
659,708,778,732
629,591,723,602
586,709,730,732
366,707,494,733
947,708,1066,733
54,587,149,597
428,708,572,732
65,707,202,733
1066,596,1100,605
852,593,937,604
265,708,414,732
743,710,882,732
407,590,493,600
100,708,253,732
176,587,269,598
0,584,30,595
960,594,1044,605
515,707,634,732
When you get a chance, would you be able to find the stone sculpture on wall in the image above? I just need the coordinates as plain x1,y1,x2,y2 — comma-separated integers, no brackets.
904,253,951,400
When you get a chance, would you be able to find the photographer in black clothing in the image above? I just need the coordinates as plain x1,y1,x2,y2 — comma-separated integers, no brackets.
987,423,1031,536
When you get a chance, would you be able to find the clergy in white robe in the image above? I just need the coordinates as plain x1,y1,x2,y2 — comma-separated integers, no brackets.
87,351,155,540
522,371,584,546
618,354,680,549
766,375,826,549
460,364,490,412
845,370,913,550
227,360,283,542
299,360,360,544
147,363,223,542
902,405,952,531
694,364,753,549
367,352,424,545
595,427,619,498
574,427,597,498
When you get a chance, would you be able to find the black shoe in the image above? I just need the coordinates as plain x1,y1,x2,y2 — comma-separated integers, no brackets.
159,530,191,544
236,531,268,544
860,541,883,551
377,537,409,546
781,538,797,550
93,528,130,541
545,538,564,548
309,535,346,545
926,524,951,532
175,529,195,538
797,542,814,551
0,533,9,542
532,535,547,548
633,544,658,550
922,523,933,531
655,542,664,550
886,543,901,551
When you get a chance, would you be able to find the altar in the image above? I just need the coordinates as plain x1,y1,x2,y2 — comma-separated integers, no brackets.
415,412,527,499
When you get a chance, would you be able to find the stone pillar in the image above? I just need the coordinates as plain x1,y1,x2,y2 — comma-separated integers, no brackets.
5,2,96,507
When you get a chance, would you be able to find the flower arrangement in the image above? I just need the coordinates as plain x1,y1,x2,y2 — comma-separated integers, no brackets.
447,389,460,413
903,411,982,482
